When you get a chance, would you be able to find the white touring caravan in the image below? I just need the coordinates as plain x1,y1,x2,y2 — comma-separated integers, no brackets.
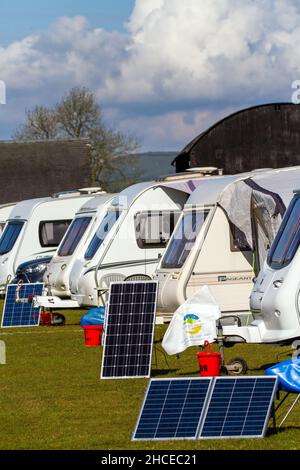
43,193,114,298
0,203,16,234
35,178,205,310
243,188,300,344
0,189,103,293
69,180,194,308
155,167,300,321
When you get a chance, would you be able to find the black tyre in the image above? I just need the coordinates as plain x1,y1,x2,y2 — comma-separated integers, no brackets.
226,357,248,376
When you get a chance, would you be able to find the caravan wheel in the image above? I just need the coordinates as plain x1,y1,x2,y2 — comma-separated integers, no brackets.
226,357,248,376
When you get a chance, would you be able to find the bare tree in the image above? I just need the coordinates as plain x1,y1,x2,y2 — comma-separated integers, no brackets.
13,106,58,140
56,87,103,138
13,87,140,190
90,127,140,187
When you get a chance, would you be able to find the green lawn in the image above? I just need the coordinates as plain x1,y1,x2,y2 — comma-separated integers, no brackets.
0,309,299,450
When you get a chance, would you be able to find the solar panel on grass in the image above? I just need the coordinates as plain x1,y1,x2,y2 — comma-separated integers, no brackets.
133,378,213,441
133,376,277,441
1,283,44,328
101,281,158,379
198,376,277,439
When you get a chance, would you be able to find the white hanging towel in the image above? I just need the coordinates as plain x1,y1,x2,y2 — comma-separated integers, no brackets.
162,286,221,356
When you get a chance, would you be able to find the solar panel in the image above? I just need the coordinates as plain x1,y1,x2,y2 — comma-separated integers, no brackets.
133,378,213,441
133,376,277,441
101,281,158,379
198,376,277,439
1,283,44,328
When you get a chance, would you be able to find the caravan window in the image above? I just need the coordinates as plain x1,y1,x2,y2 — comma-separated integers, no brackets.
58,217,92,257
161,210,209,269
84,210,121,260
135,211,181,248
0,221,24,255
39,220,71,247
268,195,300,270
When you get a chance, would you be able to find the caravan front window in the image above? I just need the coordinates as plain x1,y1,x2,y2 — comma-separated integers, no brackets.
0,221,24,255
268,195,300,270
161,210,209,269
58,217,92,256
84,210,121,260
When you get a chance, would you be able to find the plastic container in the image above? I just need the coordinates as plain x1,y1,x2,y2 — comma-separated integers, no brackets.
83,325,104,347
80,307,105,327
197,341,221,377
40,310,52,326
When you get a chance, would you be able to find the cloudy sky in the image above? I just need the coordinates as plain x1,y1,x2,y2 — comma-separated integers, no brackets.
0,0,299,151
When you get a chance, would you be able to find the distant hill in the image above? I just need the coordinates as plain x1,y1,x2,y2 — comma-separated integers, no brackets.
104,151,178,191
136,151,178,181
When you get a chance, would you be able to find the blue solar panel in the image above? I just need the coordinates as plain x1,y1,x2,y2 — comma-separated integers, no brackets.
1,283,44,328
199,376,277,439
101,281,158,379
133,378,212,441
133,377,278,441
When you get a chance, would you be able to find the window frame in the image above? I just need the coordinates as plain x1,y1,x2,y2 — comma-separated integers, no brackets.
57,216,92,257
134,210,181,249
39,219,71,248
0,220,25,255
267,195,300,270
160,209,210,270
84,210,122,261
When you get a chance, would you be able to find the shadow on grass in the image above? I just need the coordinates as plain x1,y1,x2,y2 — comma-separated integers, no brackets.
151,369,179,377
177,369,199,376
249,363,277,372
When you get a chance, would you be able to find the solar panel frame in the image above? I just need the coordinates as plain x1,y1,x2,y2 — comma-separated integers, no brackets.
197,376,278,440
101,281,158,380
132,377,214,441
1,283,44,328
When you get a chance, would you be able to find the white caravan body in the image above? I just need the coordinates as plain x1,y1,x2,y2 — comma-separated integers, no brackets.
69,181,194,308
244,190,300,344
155,175,254,318
155,167,300,319
44,194,114,298
0,203,16,234
0,190,102,291
208,166,300,345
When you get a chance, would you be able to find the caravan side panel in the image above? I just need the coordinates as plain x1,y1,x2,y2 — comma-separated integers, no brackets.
186,208,254,313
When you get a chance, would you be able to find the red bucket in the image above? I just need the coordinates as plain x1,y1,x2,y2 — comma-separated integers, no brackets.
83,325,103,347
197,341,221,377
40,310,52,326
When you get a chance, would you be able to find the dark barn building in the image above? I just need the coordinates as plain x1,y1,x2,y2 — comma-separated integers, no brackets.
0,140,92,204
173,103,300,173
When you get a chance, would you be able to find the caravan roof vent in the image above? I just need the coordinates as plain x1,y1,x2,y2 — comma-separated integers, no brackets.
156,168,223,182
52,187,106,199
78,187,106,195
186,167,221,175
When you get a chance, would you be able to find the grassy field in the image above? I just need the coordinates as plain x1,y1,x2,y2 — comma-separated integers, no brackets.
0,308,299,450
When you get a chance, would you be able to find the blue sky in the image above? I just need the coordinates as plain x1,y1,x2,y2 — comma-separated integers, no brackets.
0,0,135,44
0,1,299,151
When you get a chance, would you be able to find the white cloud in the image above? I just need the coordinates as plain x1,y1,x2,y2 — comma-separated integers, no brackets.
1,1,300,149
102,0,300,105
